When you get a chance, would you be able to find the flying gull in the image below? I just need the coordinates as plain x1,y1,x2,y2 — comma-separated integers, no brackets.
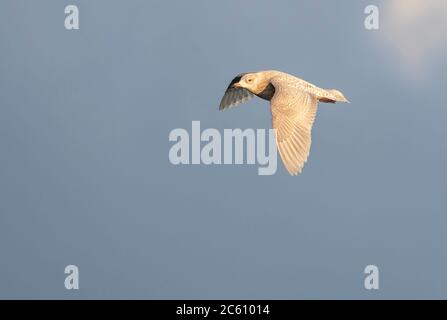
219,70,349,175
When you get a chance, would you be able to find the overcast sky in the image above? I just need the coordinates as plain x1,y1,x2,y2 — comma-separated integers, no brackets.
1,0,447,298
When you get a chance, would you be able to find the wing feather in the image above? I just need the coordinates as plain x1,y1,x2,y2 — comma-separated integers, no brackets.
270,78,318,175
219,74,254,111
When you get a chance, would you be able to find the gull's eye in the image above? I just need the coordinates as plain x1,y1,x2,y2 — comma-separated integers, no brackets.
247,78,253,83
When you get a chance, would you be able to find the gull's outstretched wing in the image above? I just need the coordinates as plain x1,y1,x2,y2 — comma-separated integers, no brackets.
270,77,318,175
219,74,254,111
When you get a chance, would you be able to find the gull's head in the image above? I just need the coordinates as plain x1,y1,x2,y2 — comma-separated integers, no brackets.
232,73,260,92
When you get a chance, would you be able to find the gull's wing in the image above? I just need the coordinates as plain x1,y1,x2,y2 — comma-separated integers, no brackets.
270,77,318,175
219,74,254,111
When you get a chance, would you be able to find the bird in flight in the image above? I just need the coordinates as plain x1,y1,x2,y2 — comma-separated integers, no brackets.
219,70,349,175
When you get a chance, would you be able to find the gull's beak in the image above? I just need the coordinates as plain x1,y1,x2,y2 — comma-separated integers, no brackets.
232,82,242,88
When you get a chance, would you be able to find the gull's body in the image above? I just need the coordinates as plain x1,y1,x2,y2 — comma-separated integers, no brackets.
219,70,349,175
